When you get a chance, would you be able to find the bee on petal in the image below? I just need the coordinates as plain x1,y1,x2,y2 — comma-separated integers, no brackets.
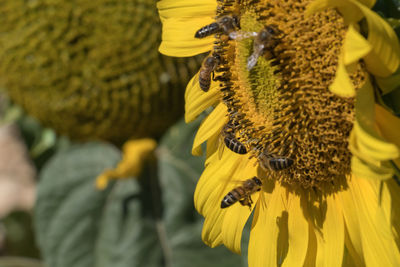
221,176,262,209
195,15,240,39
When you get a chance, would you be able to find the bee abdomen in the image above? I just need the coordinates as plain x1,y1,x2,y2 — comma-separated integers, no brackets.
221,188,244,208
269,157,294,171
195,23,220,38
224,136,247,154
199,75,211,92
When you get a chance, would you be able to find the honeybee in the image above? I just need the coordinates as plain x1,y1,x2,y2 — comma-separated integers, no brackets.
195,15,239,39
221,176,262,209
199,53,221,92
247,25,281,70
258,151,294,171
222,121,247,154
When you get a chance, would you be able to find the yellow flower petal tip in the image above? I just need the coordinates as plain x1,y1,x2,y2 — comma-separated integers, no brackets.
95,138,157,190
95,171,112,190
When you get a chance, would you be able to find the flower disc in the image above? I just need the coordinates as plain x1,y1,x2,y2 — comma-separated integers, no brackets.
214,0,367,188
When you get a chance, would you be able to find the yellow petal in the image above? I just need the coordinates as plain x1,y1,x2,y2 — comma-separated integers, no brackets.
281,193,309,267
352,79,399,164
387,179,400,252
329,56,356,97
307,0,400,76
195,150,248,248
248,183,286,267
157,0,216,18
222,158,258,254
349,177,400,265
344,230,365,267
222,191,258,253
314,195,345,267
159,17,214,56
375,104,400,150
185,73,220,123
95,138,157,189
380,181,392,230
343,24,372,65
330,24,371,97
351,155,394,180
375,72,400,95
353,122,399,161
157,0,216,56
192,103,227,156
303,224,318,267
340,182,365,266
350,0,400,76
206,132,220,162
194,150,241,216
202,207,225,247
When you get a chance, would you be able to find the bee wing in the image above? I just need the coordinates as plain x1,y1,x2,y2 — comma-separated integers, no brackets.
229,31,257,41
247,51,260,70
247,43,265,70
219,178,246,186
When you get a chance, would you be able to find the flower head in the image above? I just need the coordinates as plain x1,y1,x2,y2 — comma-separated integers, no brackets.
158,0,400,265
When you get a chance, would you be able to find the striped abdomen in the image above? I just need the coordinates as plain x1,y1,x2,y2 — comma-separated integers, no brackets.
195,22,220,38
224,135,247,154
221,177,262,209
264,157,294,171
221,187,245,208
199,55,219,92
199,71,212,92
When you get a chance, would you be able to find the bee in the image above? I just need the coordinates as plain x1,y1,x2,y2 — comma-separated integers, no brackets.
199,53,221,92
258,151,294,171
221,176,262,209
247,25,281,70
222,121,247,154
195,15,239,39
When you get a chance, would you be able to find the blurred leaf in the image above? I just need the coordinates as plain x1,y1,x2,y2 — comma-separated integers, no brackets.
2,212,40,259
0,257,43,267
381,88,400,117
373,0,400,19
35,118,247,267
35,142,124,267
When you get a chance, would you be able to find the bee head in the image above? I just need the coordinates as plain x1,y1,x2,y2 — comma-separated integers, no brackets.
259,25,280,41
253,177,262,186
220,16,232,25
232,15,240,28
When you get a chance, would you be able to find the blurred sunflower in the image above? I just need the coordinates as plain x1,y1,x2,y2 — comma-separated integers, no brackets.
0,0,202,188
158,0,400,266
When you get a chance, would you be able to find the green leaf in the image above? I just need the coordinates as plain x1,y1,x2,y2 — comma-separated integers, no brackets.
0,257,43,267
2,211,40,259
380,88,400,117
373,0,400,19
35,118,247,267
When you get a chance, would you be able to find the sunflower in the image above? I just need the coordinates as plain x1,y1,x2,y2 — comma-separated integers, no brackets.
158,0,400,265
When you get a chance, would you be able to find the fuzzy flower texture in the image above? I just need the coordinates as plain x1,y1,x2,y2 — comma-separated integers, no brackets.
158,0,400,266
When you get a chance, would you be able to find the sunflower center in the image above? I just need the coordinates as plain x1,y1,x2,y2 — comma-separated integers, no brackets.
214,0,367,188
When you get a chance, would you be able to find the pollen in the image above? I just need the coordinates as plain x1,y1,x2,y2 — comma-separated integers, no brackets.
213,0,367,188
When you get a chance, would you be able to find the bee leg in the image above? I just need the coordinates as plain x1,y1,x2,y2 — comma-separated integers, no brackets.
239,196,253,210
239,197,248,206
